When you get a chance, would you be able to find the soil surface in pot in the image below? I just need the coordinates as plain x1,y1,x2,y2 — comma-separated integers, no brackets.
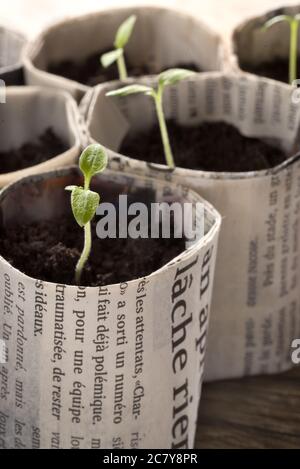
0,128,67,173
0,217,186,286
240,58,300,84
48,50,200,86
120,121,287,172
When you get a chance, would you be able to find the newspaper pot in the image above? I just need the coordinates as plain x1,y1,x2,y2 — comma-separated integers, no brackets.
24,5,224,102
230,5,300,82
0,25,26,85
0,166,221,449
83,72,300,382
0,86,83,188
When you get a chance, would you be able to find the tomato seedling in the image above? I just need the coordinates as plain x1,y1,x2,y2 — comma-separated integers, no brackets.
264,14,300,83
101,15,137,80
106,68,195,168
66,144,108,284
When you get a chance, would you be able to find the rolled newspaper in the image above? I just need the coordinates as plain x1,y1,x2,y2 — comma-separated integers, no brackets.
0,25,26,85
0,166,221,448
230,4,300,77
83,72,300,381
0,86,83,188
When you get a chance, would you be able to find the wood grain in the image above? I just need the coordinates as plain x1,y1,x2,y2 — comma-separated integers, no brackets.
195,367,300,448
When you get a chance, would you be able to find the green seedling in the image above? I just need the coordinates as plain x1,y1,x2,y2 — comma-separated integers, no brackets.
100,14,137,80
65,144,108,285
106,68,195,168
263,14,300,84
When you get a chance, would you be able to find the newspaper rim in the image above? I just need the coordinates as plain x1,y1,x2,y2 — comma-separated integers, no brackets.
83,71,300,181
0,165,222,290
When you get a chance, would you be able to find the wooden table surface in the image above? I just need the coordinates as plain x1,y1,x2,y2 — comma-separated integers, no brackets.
196,367,300,449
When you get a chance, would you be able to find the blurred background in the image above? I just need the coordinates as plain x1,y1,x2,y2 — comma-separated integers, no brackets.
1,0,300,38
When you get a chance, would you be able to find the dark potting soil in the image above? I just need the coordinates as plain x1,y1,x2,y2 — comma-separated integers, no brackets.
0,128,67,174
120,121,287,172
48,49,200,86
239,57,300,84
0,217,186,287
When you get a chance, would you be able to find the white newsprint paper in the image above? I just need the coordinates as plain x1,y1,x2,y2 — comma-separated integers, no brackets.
0,339,6,364
0,25,25,84
0,86,82,188
0,168,221,449
84,71,300,382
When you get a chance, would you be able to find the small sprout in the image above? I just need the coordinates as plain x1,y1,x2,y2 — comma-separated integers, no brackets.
263,14,300,84
106,68,195,168
65,144,108,285
100,14,137,80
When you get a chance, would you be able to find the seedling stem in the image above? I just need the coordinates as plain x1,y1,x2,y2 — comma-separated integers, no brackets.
76,223,92,285
264,14,300,84
106,69,195,168
290,18,299,84
117,52,128,81
154,84,174,168
65,144,108,285
100,15,137,81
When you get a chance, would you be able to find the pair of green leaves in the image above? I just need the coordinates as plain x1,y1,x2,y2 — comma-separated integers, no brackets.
101,15,137,69
66,144,108,228
106,68,195,98
106,68,195,169
67,69,194,230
